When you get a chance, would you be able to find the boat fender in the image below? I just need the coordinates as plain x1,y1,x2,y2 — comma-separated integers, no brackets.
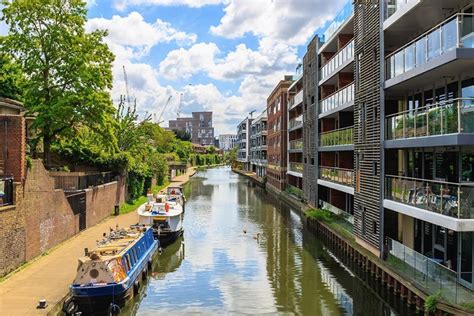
63,299,78,315
147,259,153,270
142,268,147,280
133,280,140,294
108,303,121,316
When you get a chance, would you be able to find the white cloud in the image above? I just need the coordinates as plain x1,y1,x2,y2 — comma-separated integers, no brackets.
114,0,225,11
210,0,346,46
158,43,219,80
86,12,197,58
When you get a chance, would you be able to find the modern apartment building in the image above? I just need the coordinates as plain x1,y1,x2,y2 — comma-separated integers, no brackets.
218,134,237,152
300,0,474,295
168,111,214,145
250,110,268,178
236,117,253,171
267,75,294,192
287,65,304,193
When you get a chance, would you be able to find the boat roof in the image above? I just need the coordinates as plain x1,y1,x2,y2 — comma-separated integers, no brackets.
78,226,146,262
137,201,183,217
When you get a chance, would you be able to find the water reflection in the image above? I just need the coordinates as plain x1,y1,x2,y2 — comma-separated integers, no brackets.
128,167,407,315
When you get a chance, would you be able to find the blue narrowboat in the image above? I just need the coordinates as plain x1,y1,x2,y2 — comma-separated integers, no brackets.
65,226,159,315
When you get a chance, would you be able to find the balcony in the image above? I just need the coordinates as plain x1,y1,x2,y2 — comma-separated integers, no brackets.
385,98,474,147
319,166,353,187
288,162,303,175
386,237,473,305
384,0,417,20
385,175,474,221
289,90,304,110
385,14,474,88
289,139,303,152
319,83,354,117
321,1,353,45
289,115,303,130
320,40,354,83
319,126,353,150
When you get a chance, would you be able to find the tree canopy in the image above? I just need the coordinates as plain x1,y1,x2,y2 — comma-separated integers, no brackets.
1,0,115,164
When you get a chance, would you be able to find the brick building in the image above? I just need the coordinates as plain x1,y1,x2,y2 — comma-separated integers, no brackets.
168,111,214,145
266,75,293,192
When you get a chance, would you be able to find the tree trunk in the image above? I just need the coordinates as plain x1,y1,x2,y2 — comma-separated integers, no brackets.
43,135,51,168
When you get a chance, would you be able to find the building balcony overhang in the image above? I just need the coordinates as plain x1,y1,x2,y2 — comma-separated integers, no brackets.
287,171,303,178
385,48,474,91
385,133,474,149
318,144,354,152
288,123,303,132
317,179,354,195
288,148,303,153
383,199,474,232
319,56,354,86
318,102,354,119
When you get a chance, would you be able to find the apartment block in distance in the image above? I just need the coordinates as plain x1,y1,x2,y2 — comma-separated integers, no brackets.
266,75,293,192
218,134,238,152
236,117,253,171
302,0,474,301
250,110,268,178
168,111,214,145
287,65,304,194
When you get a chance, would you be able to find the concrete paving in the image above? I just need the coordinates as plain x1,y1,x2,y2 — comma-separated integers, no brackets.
0,168,195,315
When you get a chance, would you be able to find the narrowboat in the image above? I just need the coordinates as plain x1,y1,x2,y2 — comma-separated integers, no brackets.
137,193,184,246
167,186,186,208
65,226,159,315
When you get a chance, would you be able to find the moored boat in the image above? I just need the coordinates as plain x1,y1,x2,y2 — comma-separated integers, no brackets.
166,186,186,208
65,226,159,315
137,193,184,246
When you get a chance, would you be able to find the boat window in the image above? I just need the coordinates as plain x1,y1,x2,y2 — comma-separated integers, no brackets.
127,253,133,268
122,257,129,272
132,249,138,263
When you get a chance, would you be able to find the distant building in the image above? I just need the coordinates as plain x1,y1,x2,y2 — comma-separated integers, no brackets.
213,137,219,149
169,111,214,145
236,117,253,171
266,75,293,192
249,110,267,178
218,134,238,152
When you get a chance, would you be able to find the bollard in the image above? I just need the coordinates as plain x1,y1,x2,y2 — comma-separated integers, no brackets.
114,205,120,216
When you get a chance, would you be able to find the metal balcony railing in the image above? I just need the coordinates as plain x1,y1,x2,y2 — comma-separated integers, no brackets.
289,139,303,151
319,166,353,186
386,14,474,80
289,115,303,130
289,162,304,174
385,175,474,219
319,83,354,115
386,237,473,305
319,126,353,147
386,98,474,140
320,40,354,81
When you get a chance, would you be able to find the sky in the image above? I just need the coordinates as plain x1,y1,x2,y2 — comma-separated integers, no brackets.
3,0,348,135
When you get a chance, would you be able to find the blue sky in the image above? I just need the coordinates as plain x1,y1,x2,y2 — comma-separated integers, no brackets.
18,0,349,134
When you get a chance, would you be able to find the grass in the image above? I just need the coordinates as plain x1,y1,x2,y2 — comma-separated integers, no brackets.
119,181,169,215
305,208,354,240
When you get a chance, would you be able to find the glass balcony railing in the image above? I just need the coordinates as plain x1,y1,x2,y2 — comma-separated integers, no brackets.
319,126,353,147
289,162,304,174
319,83,354,115
385,98,474,140
322,1,353,43
319,166,354,186
289,139,303,151
386,14,474,80
386,237,472,305
320,40,354,81
289,115,303,130
289,90,304,110
384,0,417,20
385,175,474,219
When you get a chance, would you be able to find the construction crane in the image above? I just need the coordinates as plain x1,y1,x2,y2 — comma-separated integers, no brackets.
156,95,173,124
176,92,183,118
122,65,131,106
249,110,256,118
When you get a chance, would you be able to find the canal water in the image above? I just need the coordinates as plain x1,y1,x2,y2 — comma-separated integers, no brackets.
124,167,412,315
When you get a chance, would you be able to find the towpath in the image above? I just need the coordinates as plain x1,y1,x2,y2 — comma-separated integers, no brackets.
0,167,196,315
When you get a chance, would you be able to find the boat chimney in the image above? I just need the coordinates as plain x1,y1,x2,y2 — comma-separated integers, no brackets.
84,248,89,256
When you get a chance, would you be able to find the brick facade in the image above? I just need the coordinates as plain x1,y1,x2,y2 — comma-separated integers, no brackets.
0,114,26,182
266,76,293,192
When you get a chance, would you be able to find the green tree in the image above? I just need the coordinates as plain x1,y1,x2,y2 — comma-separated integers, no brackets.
0,53,24,100
172,129,192,142
1,0,115,165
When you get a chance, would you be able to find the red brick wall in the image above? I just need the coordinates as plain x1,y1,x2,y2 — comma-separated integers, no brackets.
20,160,78,260
85,178,125,228
0,115,26,181
320,85,336,99
337,34,353,50
0,202,26,276
338,72,354,88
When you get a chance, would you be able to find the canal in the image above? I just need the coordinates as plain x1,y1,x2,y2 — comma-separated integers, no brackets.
124,167,414,315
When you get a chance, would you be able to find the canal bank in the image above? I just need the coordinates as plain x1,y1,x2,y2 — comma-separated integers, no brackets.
0,167,196,316
234,169,474,315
